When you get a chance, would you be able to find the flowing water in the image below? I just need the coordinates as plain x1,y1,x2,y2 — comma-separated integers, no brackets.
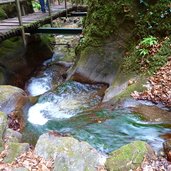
23,57,171,154
23,93,171,152
23,23,171,154
27,81,102,125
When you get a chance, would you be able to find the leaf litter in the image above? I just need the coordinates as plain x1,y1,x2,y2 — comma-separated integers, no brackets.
0,147,54,171
132,57,171,107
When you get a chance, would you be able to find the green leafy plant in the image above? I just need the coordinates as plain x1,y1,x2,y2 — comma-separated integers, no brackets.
139,36,158,47
138,35,158,57
122,36,171,74
138,48,149,57
32,1,41,11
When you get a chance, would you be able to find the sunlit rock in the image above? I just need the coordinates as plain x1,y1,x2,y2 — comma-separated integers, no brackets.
0,85,27,114
105,141,156,171
35,133,106,171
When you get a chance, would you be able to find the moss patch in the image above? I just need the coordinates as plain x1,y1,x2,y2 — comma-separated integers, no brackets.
0,37,23,58
115,77,147,102
105,141,155,171
122,36,171,75
4,142,29,163
40,34,55,51
0,7,7,19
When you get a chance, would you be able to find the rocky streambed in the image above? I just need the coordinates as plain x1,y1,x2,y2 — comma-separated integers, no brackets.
0,18,171,171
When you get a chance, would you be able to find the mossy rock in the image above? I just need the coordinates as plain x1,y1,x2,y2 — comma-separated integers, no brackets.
35,133,106,171
3,142,29,163
68,39,125,84
0,85,27,114
4,128,22,143
132,105,171,123
103,75,146,102
105,141,156,171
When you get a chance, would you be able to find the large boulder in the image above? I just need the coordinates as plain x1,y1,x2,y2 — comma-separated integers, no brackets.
67,1,135,85
67,41,124,85
0,85,27,114
35,133,106,171
105,141,156,171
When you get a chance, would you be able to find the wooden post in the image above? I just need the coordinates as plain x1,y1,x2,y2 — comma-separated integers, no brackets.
64,0,67,17
15,0,26,46
47,0,53,27
21,3,26,16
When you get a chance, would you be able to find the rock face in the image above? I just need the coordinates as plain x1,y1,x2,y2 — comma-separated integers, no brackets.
68,38,127,85
35,133,106,171
105,141,156,171
0,85,27,114
69,43,122,85
67,1,135,87
0,111,7,150
0,35,52,87
132,105,171,123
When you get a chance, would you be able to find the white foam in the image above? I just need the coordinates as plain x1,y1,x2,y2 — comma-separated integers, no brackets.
27,98,80,125
27,82,101,125
27,76,52,96
28,103,49,125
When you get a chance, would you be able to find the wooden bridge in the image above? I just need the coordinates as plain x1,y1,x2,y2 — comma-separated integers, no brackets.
0,0,86,45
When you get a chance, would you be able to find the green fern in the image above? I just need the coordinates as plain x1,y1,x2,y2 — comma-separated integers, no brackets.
140,36,158,47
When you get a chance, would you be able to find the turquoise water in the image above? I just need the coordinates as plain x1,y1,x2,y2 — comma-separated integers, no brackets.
23,34,171,154
26,81,102,125
23,97,171,153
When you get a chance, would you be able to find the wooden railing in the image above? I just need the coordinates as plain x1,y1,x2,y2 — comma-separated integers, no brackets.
0,0,69,46
0,0,26,4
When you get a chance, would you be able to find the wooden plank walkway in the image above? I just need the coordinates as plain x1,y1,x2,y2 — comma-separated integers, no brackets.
0,3,78,42
0,0,25,4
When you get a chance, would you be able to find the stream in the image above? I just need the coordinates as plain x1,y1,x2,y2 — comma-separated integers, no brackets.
22,18,171,154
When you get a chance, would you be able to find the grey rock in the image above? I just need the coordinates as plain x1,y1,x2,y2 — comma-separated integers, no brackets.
0,85,27,114
103,81,128,102
4,128,22,143
105,141,156,171
132,105,171,123
67,40,123,85
35,133,106,171
4,142,30,163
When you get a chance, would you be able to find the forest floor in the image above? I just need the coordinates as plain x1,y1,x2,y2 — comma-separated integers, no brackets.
132,56,171,108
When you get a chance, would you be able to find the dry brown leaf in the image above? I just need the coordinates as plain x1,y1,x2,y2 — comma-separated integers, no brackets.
132,59,171,107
